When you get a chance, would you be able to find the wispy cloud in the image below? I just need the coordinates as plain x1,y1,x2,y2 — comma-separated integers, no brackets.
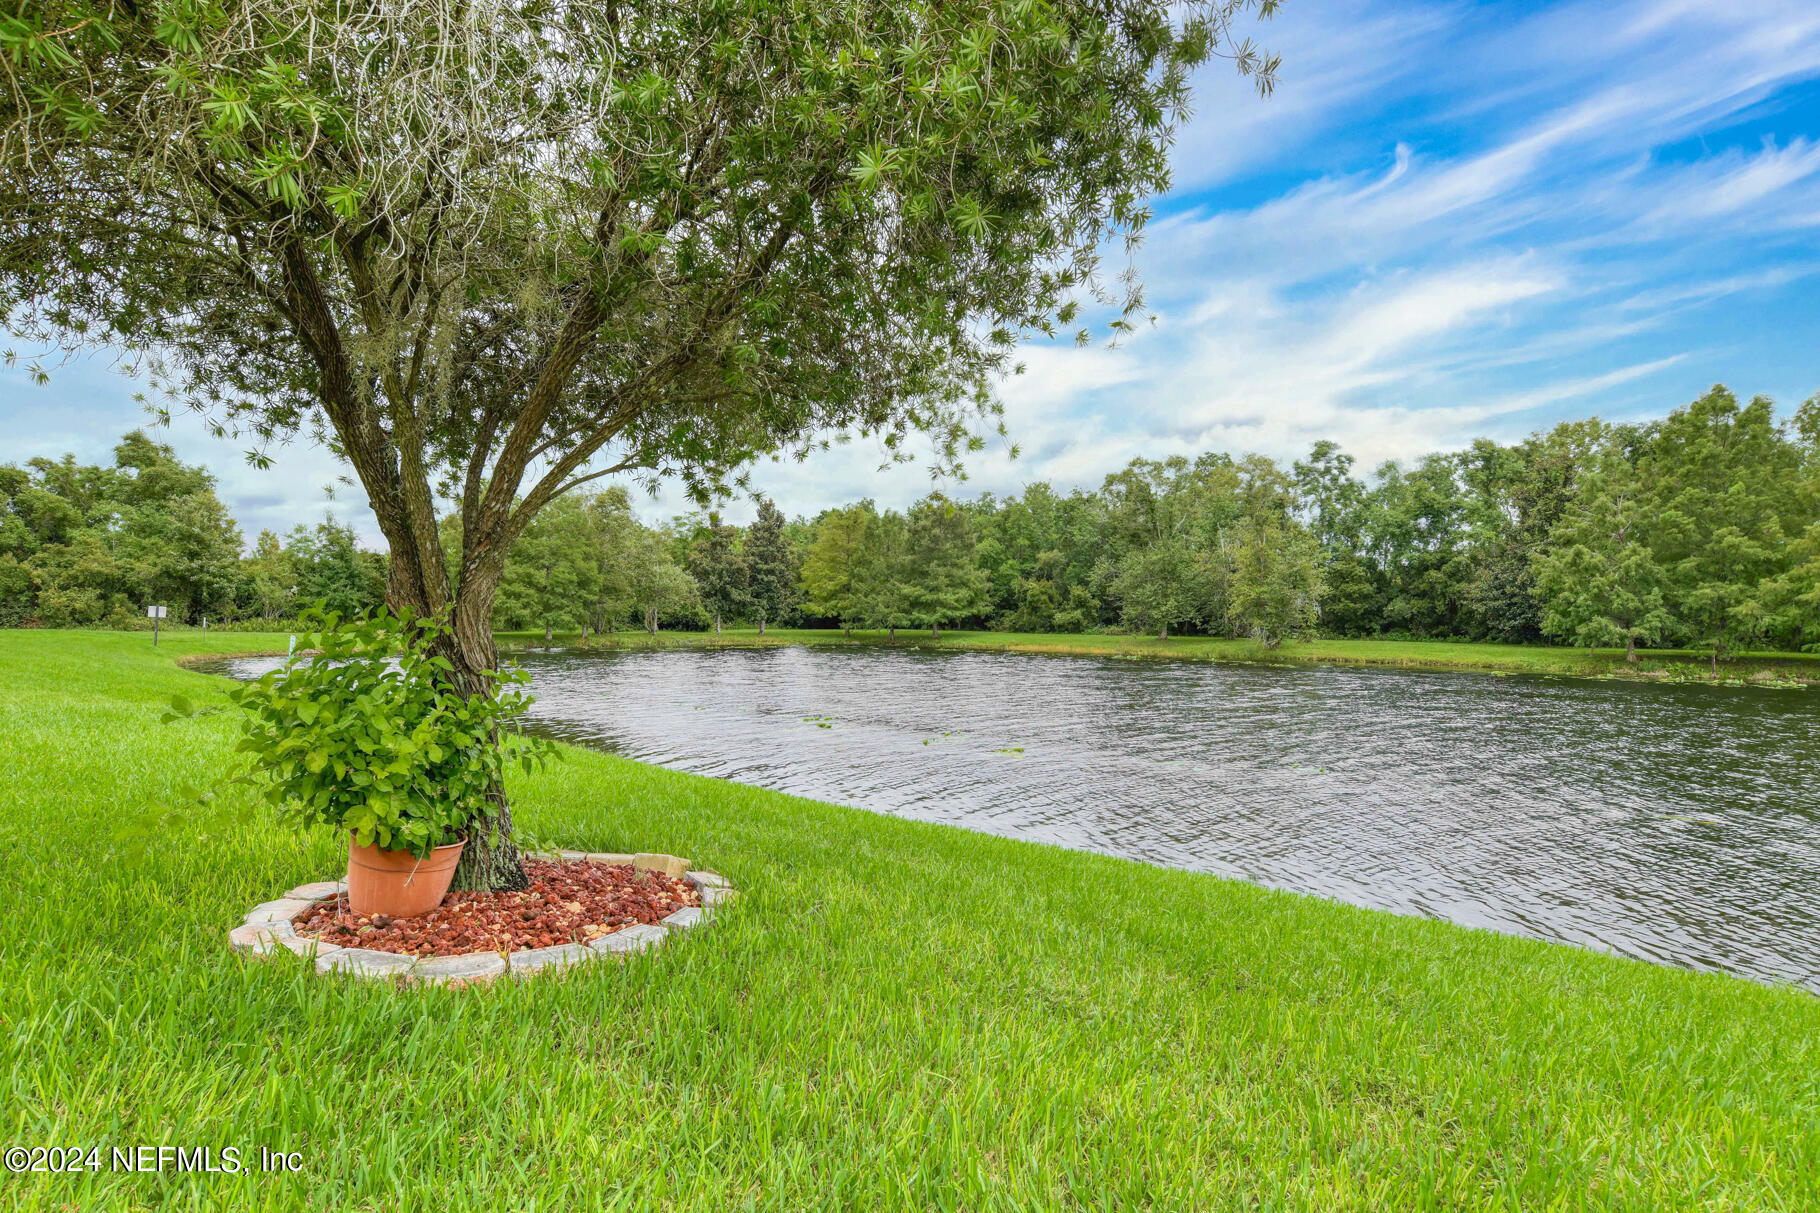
1635,138,1820,227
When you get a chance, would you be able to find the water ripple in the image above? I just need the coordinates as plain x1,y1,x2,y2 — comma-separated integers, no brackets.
215,647,1820,990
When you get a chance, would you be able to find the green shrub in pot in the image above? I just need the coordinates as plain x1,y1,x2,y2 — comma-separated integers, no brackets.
227,607,555,858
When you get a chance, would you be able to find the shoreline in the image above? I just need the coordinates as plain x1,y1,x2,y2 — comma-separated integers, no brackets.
42,625,1811,687
497,627,1820,688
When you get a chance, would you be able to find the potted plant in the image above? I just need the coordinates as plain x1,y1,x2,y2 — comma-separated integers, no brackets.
227,608,553,918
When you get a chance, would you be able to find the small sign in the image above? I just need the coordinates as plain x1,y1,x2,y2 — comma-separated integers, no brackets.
146,605,167,619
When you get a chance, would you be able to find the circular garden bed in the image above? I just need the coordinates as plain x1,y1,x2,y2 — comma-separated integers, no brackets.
229,851,734,985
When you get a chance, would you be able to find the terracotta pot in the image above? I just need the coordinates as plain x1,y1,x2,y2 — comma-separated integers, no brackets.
346,835,466,919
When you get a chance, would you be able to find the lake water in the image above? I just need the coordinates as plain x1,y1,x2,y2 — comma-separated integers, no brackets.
213,646,1820,990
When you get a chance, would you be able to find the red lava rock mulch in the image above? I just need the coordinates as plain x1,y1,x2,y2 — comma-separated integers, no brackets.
291,859,699,957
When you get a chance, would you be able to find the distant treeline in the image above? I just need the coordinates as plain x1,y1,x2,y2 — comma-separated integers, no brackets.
0,431,383,628
6,385,1818,657
495,384,1819,658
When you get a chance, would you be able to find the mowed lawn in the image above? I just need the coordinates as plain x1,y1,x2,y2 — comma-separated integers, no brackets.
1,631,1815,1211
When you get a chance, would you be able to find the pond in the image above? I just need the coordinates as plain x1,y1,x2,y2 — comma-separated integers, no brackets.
212,646,1820,990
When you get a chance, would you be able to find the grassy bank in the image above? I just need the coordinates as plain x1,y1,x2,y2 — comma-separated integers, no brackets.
502,625,1820,686
2,630,1816,1210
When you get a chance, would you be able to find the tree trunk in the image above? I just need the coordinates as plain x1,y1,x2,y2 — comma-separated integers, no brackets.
1158,623,1167,640
715,612,721,636
758,614,766,636
889,626,896,639
931,621,939,638
844,625,851,638
1626,634,1636,663
454,786,528,892
543,622,552,643
442,587,529,893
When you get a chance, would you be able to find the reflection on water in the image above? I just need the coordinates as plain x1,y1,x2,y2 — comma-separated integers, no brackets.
213,646,1820,989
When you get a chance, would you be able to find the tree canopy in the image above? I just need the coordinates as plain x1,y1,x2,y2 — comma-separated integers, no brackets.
0,431,244,625
743,499,797,634
686,511,749,635
800,501,877,633
493,495,603,642
2,0,1281,662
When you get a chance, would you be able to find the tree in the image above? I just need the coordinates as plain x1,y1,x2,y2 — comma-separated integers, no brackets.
800,502,878,635
119,489,244,622
742,500,796,635
1763,525,1820,653
1293,441,1380,636
1450,433,1584,644
970,481,1108,629
4,0,1276,888
1226,517,1324,647
2,462,108,625
26,532,121,626
0,555,32,627
1648,388,1805,671
1097,455,1229,634
580,490,647,636
1005,547,1092,632
686,512,749,636
1110,541,1211,638
494,495,602,642
902,494,988,636
1764,394,1820,651
287,518,388,619
244,530,295,620
1293,441,1365,550
628,531,700,636
0,431,242,625
1363,454,1472,638
108,432,246,622
1535,434,1671,661
857,509,913,639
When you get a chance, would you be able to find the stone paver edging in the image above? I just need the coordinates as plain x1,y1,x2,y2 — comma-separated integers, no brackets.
227,851,734,986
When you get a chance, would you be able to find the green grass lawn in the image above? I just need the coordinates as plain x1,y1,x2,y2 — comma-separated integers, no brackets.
2,630,1816,1210
500,626,1820,686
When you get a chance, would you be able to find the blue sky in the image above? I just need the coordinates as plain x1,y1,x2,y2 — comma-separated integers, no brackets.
5,0,1820,543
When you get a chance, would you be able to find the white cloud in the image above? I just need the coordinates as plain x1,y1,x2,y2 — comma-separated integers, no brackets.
1636,138,1820,226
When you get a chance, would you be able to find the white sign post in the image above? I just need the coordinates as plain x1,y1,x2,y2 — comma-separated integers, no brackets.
147,603,167,646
